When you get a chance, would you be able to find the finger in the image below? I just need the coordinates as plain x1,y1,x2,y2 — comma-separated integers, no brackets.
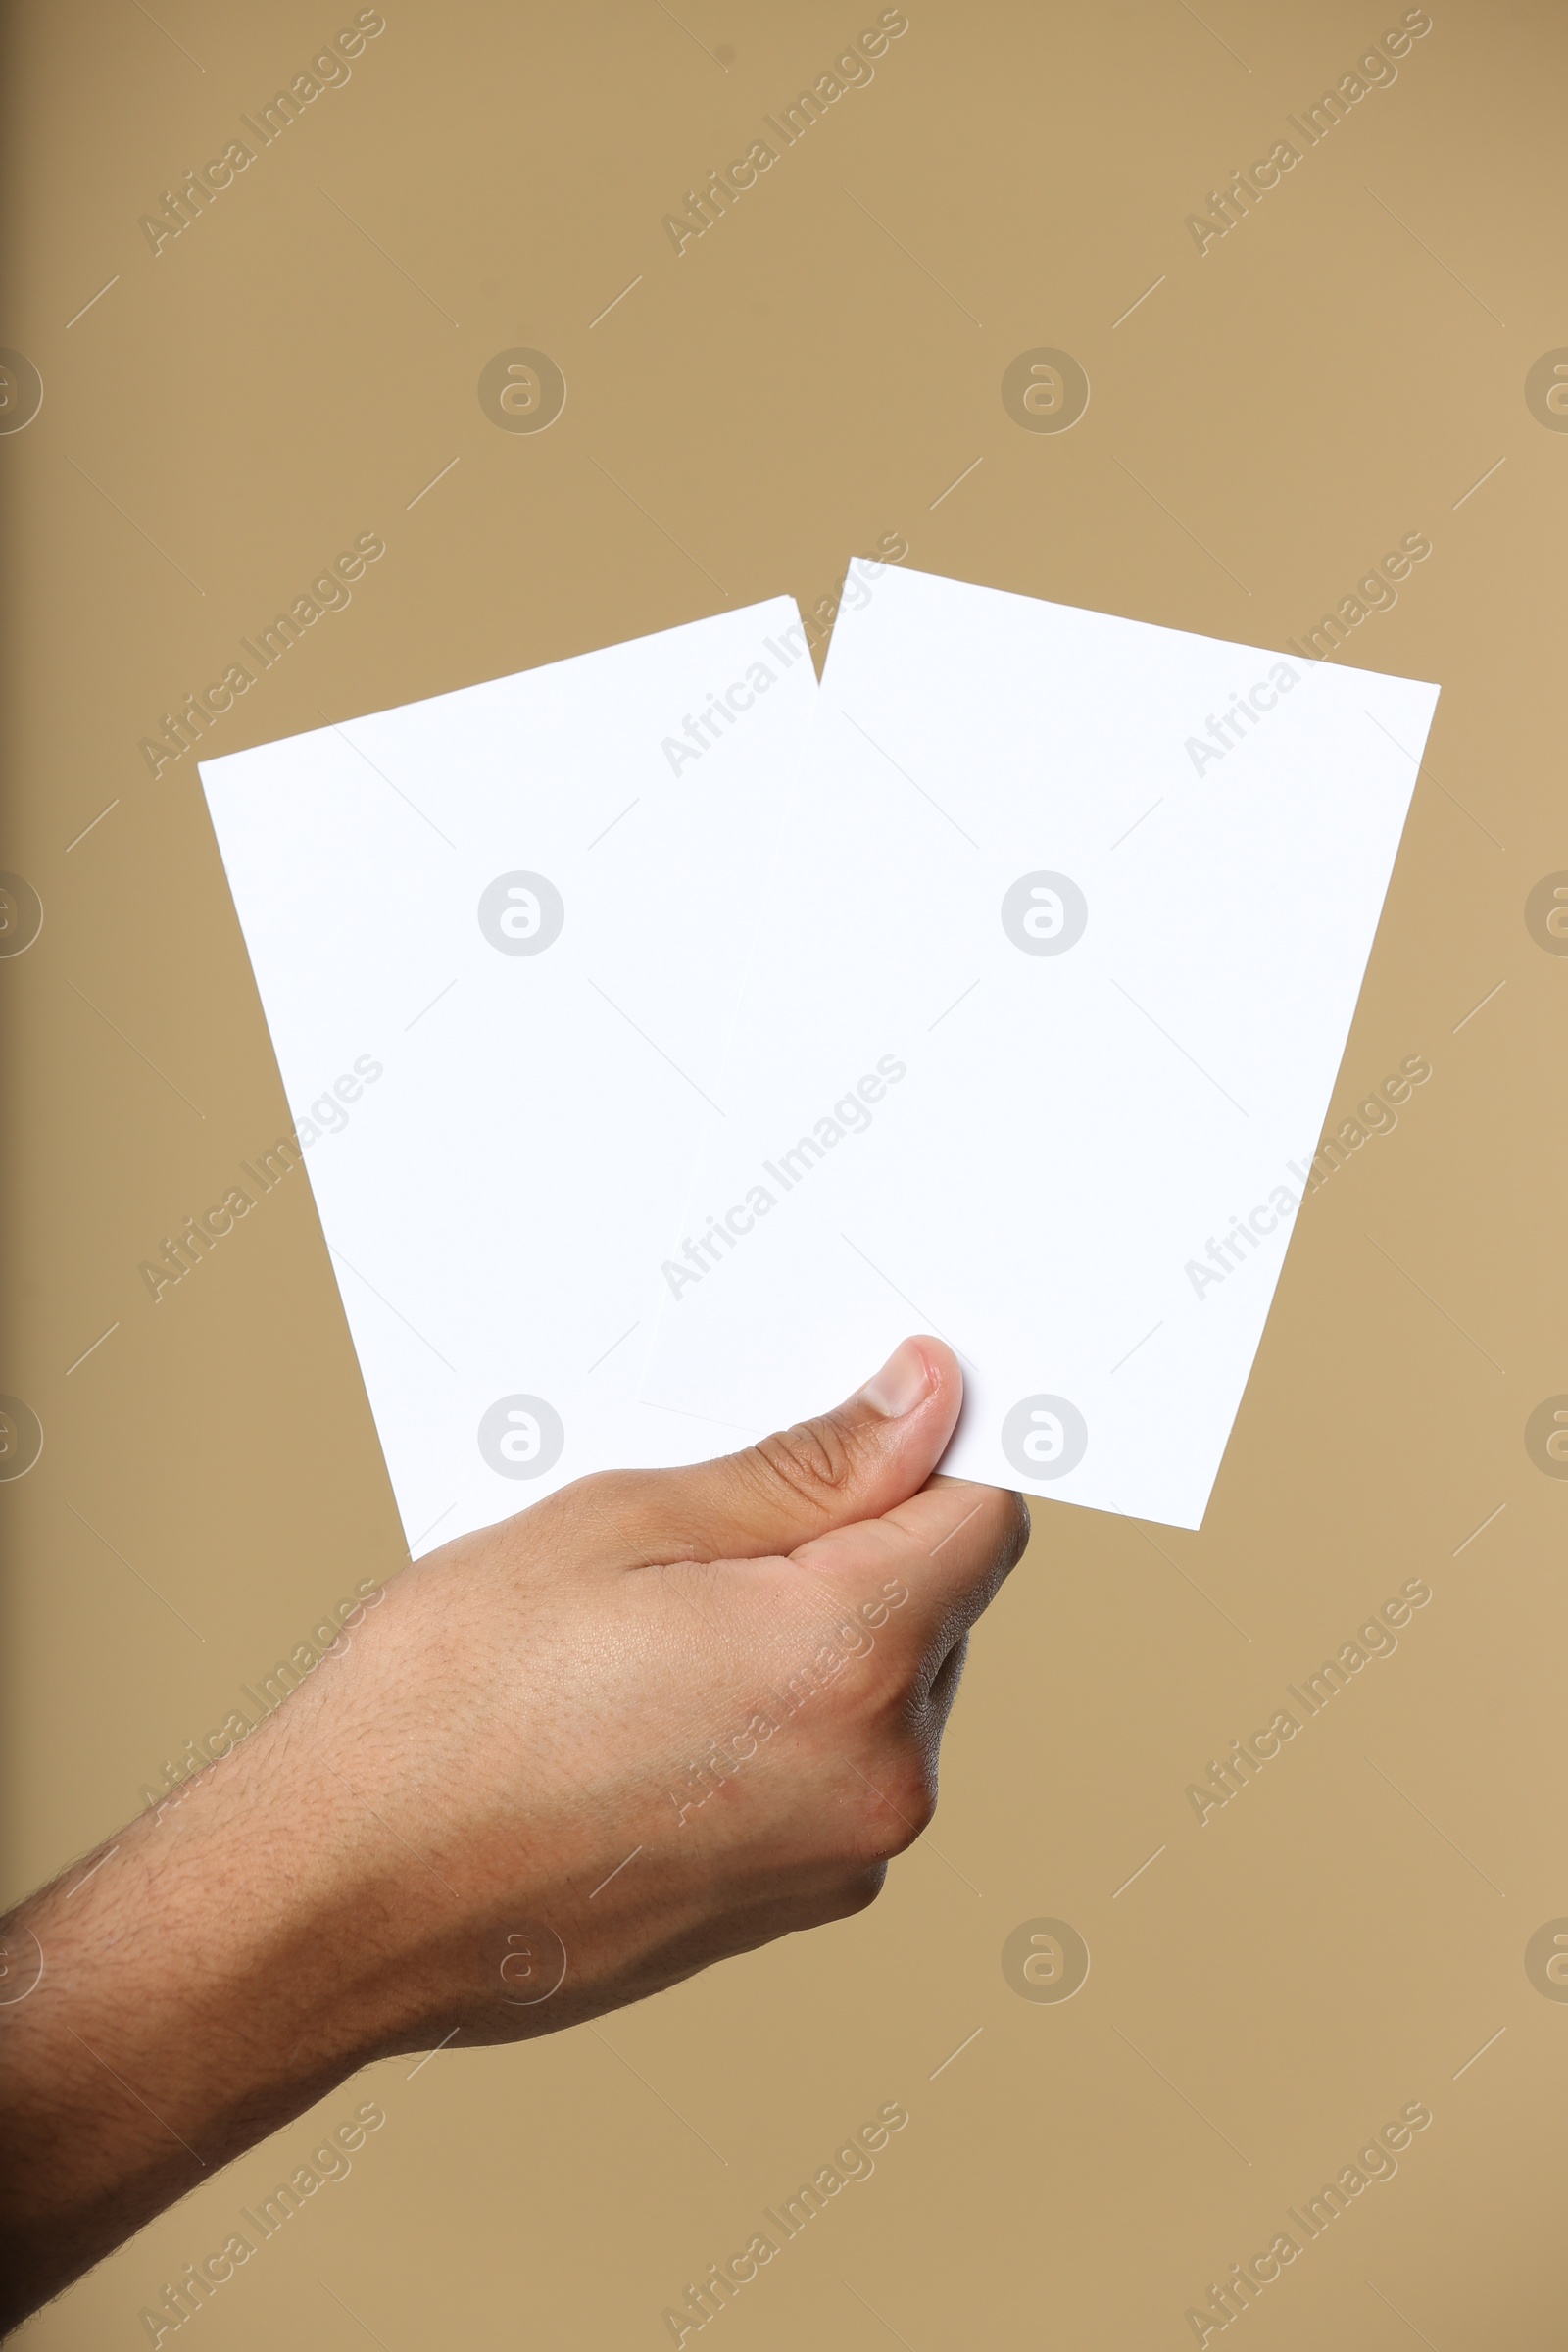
548,1338,964,1569
787,1479,1029,1659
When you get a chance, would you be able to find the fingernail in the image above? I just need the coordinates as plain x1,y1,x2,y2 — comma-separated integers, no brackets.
857,1340,932,1420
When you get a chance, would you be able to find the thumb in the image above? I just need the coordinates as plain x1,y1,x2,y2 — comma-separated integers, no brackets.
586,1339,962,1567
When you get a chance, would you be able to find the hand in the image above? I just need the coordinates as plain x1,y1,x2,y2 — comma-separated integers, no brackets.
0,1337,1026,2327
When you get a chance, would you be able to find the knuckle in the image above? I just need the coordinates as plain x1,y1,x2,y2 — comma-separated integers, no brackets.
821,1863,888,1922
840,1751,936,1865
749,1414,856,1512
884,1762,939,1851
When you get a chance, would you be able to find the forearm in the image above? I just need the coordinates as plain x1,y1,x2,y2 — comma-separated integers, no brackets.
0,1698,401,2329
0,1557,618,2330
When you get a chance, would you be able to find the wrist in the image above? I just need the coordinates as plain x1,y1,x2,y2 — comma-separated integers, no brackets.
134,1669,439,2086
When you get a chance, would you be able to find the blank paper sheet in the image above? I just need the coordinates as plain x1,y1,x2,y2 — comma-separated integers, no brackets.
201,598,818,1551
641,562,1440,1530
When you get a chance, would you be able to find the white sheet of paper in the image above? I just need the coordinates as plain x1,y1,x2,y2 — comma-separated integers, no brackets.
200,598,818,1551
641,561,1440,1530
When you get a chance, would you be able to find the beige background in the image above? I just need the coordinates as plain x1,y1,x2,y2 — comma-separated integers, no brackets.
4,0,1566,2342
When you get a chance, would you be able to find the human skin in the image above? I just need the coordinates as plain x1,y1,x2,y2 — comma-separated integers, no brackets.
0,1337,1027,2331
